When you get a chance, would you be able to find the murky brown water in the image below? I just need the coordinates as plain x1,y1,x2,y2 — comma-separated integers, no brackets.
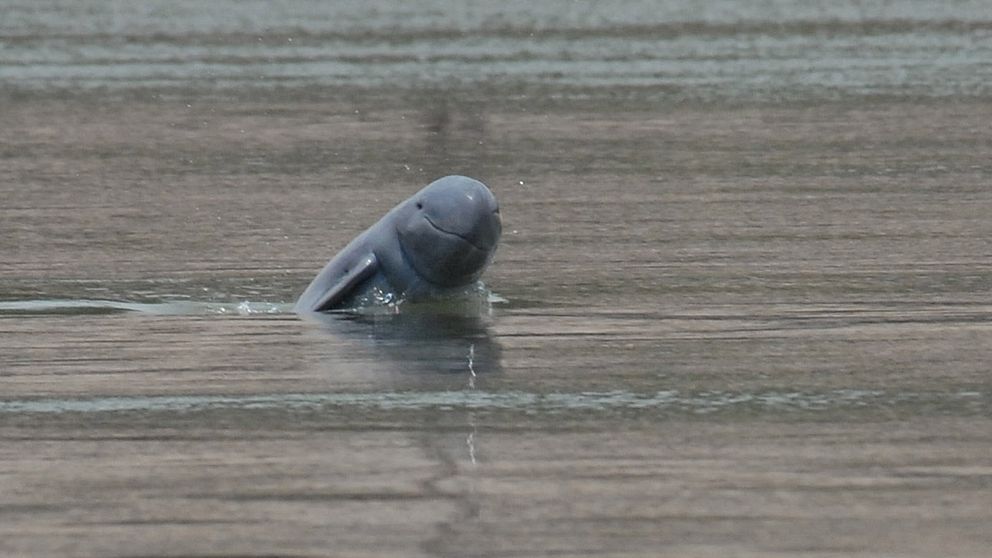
2,2,992,557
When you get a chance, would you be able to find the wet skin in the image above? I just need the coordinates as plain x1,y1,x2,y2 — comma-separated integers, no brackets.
294,175,502,313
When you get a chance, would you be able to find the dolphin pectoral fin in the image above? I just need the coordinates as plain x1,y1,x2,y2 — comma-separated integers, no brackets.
310,253,378,312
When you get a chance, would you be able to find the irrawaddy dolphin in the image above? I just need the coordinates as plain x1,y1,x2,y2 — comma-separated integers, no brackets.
294,175,502,313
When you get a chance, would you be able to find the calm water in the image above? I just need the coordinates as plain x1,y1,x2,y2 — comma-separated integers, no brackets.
2,2,992,557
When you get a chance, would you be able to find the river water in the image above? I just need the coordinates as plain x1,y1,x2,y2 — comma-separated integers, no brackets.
2,2,991,557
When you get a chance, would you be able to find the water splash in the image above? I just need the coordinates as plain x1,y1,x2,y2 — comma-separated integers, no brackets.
330,281,502,318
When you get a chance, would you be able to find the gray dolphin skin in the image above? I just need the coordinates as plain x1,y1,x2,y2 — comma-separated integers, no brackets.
294,175,502,313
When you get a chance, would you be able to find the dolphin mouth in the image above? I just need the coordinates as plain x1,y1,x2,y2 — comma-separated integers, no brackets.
423,215,490,252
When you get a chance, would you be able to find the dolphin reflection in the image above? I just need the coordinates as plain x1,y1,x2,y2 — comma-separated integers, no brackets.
299,307,502,377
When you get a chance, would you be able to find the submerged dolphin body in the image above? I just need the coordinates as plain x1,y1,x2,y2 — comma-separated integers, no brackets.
294,175,502,313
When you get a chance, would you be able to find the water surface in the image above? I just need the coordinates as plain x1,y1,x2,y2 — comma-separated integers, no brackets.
2,2,992,557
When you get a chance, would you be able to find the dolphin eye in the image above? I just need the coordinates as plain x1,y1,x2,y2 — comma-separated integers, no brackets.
416,202,423,210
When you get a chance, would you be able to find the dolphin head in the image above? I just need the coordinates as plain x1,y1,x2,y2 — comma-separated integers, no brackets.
396,175,502,287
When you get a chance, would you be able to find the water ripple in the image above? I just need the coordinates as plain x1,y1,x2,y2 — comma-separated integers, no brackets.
0,299,291,315
0,389,984,415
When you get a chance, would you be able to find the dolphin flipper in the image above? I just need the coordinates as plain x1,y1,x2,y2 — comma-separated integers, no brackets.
309,253,378,312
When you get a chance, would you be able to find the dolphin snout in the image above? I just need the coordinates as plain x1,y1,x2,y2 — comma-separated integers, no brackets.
424,207,500,253
460,197,501,252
